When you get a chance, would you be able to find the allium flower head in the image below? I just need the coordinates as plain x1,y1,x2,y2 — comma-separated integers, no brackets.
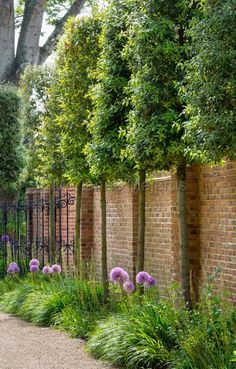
9,262,18,267
144,275,157,288
42,265,52,274
1,234,9,242
7,262,20,274
123,281,135,294
29,259,40,267
109,267,129,284
136,271,150,284
51,264,62,274
30,264,39,273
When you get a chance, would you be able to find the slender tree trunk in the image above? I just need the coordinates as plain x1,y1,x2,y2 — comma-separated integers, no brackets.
49,184,56,264
177,157,191,305
0,0,15,82
74,181,83,277
137,169,146,273
100,178,109,302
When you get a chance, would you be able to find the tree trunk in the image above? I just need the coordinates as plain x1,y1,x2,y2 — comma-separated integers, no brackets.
177,157,191,305
100,178,109,302
0,0,15,82
10,0,46,83
74,181,83,277
137,169,146,273
39,0,86,65
49,184,56,264
1,0,86,83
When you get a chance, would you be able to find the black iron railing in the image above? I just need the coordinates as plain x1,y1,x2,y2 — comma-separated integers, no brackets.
0,189,76,276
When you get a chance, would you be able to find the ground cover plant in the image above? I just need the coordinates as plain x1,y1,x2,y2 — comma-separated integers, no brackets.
0,262,235,368
88,271,236,369
0,259,107,339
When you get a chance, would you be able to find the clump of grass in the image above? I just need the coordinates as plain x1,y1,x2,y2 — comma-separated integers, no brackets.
0,274,107,339
87,285,187,368
87,281,236,369
0,275,22,296
54,304,109,339
0,283,35,314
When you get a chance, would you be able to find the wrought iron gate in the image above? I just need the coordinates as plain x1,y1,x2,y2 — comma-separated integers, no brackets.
0,189,75,276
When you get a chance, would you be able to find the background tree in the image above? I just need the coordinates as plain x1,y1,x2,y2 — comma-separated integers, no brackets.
0,0,88,83
19,65,52,189
184,0,236,163
85,0,133,299
123,0,195,303
0,85,24,199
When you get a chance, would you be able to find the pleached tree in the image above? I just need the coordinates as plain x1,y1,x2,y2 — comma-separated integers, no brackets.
50,14,102,273
85,0,134,300
124,0,196,303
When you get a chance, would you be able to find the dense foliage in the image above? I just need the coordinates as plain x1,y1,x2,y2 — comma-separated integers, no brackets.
53,14,101,185
123,0,191,172
20,66,52,188
184,0,236,162
85,0,133,183
0,85,24,194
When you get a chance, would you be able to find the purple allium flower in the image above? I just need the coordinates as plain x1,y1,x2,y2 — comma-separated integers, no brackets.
123,281,135,294
144,275,157,288
42,265,52,274
29,259,40,267
30,264,39,273
9,262,18,267
136,271,150,284
109,267,129,284
7,262,20,274
51,264,62,274
1,234,9,242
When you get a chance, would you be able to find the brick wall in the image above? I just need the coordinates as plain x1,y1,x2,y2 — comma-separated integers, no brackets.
93,186,138,280
27,161,236,301
197,162,236,299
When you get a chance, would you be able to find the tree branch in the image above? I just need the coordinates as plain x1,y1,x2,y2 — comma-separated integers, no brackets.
39,0,87,64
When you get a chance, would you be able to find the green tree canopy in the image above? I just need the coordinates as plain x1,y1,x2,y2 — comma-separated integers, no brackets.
19,65,52,188
54,14,102,185
85,0,133,183
0,85,24,195
123,0,192,172
184,0,236,162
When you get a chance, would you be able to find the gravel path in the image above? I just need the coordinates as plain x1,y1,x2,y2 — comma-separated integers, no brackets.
0,312,113,369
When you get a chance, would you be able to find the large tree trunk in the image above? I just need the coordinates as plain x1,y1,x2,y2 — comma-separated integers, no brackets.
177,157,191,305
74,181,83,277
4,0,86,83
0,0,15,82
49,184,56,264
100,178,109,302
137,169,146,273
10,0,46,83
